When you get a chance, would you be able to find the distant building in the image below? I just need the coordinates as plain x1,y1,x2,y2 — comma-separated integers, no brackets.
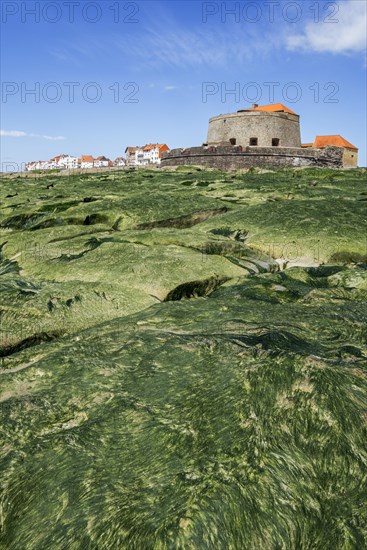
94,155,112,168
136,147,145,166
124,147,139,166
26,154,80,171
124,144,170,166
114,157,126,166
52,154,80,169
62,155,80,169
143,144,170,164
25,145,170,172
25,160,47,171
80,155,95,169
80,155,113,168
302,135,358,168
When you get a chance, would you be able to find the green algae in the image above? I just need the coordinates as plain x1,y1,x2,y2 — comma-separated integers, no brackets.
0,167,366,548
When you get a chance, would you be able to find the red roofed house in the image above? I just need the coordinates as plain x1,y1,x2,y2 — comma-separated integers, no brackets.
80,155,95,169
302,135,358,167
51,154,79,169
94,156,111,168
142,143,170,165
125,144,170,166
79,155,112,169
158,144,170,159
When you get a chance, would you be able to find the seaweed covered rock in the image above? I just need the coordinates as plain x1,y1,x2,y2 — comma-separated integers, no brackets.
0,167,366,548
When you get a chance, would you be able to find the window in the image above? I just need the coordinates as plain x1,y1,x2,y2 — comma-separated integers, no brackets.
351,155,354,158
229,138,236,145
272,138,280,146
250,138,258,146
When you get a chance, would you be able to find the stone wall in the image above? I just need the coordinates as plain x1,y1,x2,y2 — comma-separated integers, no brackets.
161,145,344,171
342,148,358,168
207,111,301,148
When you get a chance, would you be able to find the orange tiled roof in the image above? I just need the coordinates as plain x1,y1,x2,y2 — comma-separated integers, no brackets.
158,144,169,157
244,103,297,115
125,146,138,153
143,143,161,150
313,135,358,150
81,155,95,162
51,154,67,161
143,143,170,151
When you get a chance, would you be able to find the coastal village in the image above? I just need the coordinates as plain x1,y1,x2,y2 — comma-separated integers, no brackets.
25,143,170,171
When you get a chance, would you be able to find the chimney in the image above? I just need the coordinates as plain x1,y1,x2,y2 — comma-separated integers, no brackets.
252,103,259,108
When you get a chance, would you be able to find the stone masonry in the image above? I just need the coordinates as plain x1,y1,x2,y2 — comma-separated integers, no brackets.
161,145,344,170
207,110,301,148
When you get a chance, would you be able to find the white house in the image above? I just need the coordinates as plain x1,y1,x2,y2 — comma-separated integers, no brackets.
26,154,80,171
26,150,130,172
125,147,139,166
114,157,126,166
94,156,111,168
26,160,50,171
143,144,170,164
124,144,170,166
136,147,145,166
59,155,79,169
80,155,95,169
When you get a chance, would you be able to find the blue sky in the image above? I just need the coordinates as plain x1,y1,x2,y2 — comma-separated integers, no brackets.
1,0,366,169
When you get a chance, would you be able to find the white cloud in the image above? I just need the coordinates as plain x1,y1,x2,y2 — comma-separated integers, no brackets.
30,134,66,141
47,1,366,73
111,22,280,69
1,130,27,137
287,1,367,53
1,130,65,140
164,85,177,91
47,136,66,141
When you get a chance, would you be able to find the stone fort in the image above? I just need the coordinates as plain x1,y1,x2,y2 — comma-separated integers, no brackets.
161,103,358,170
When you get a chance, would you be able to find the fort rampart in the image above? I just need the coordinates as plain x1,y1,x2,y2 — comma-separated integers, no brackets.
161,145,344,171
207,111,301,148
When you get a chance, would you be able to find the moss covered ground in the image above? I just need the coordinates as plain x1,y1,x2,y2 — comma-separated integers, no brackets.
0,166,366,548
